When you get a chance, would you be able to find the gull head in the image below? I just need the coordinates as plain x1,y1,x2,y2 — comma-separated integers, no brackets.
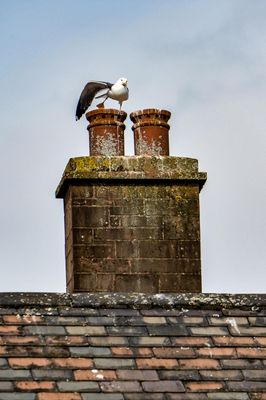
117,77,128,87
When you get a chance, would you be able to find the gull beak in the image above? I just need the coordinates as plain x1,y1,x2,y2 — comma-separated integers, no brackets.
123,80,128,87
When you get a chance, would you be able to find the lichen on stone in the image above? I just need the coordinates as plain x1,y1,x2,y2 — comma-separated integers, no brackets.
55,156,207,198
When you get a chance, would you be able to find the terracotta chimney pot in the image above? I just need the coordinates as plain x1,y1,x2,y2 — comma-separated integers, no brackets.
86,108,127,156
130,108,171,156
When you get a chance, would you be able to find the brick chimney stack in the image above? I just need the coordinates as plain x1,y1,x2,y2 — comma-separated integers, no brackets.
56,108,206,293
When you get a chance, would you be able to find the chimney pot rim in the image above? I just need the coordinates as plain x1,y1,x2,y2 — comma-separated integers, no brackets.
86,108,127,119
131,121,170,130
130,108,171,120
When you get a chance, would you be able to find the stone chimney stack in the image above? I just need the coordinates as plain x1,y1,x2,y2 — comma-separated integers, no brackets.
56,108,206,293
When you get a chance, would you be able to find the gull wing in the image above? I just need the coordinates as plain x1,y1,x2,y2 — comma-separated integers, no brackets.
75,81,113,120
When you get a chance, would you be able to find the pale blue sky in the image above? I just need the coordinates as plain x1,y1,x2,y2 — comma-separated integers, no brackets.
0,0,265,292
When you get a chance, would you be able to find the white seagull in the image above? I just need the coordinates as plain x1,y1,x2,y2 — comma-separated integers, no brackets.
75,77,129,120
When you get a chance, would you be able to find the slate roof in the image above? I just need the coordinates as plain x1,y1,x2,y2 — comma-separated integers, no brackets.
0,292,266,400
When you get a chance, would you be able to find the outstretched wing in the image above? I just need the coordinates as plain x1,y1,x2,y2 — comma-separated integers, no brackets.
75,81,112,120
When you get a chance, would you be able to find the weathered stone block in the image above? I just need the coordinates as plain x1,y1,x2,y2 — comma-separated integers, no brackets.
75,258,131,274
178,240,201,259
70,185,94,198
96,274,114,291
74,274,97,292
114,274,159,293
72,228,93,244
139,241,175,258
72,206,109,227
74,244,115,259
159,274,202,292
116,241,139,259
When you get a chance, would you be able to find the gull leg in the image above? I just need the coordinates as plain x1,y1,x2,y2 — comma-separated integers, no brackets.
97,97,107,109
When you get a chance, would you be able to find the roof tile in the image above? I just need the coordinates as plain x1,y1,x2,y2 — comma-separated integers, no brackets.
189,327,229,336
249,394,266,400
199,370,243,380
15,381,55,390
0,382,13,390
242,369,266,380
89,337,128,347
172,337,213,347
0,358,8,367
124,394,165,400
136,358,178,369
249,317,266,326
32,369,72,381
0,394,35,400
65,326,106,336
229,326,266,336
212,336,255,346
69,346,111,357
0,369,32,379
159,370,200,381
57,381,99,392
94,358,135,369
227,381,266,391
185,381,224,392
256,338,266,346
236,347,266,358
129,336,171,346
83,395,123,400
208,317,248,325
196,347,236,358
3,336,42,345
37,394,81,400
153,346,196,358
100,380,142,392
220,359,263,369
207,393,249,399
0,293,266,398
45,335,87,346
74,369,116,381
0,326,19,335
166,394,208,400
8,358,51,368
142,380,185,392
179,359,221,370
117,369,159,380
24,326,66,335
148,324,188,336
99,309,140,317
106,326,147,336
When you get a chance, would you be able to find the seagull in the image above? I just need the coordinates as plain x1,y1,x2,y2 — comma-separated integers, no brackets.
75,77,129,120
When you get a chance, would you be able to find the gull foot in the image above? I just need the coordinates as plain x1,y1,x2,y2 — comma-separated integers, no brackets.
96,102,105,109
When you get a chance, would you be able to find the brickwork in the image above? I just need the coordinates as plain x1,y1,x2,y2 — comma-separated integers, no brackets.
57,156,206,293
0,293,265,399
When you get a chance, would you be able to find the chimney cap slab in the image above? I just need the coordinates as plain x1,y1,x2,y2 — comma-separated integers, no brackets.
55,156,207,198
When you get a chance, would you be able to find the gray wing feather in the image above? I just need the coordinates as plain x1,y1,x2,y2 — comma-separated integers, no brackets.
75,81,113,120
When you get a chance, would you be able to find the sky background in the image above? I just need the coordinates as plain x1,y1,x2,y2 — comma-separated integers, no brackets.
0,0,265,293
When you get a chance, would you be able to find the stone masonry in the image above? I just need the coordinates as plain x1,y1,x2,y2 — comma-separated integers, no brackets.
56,156,206,293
